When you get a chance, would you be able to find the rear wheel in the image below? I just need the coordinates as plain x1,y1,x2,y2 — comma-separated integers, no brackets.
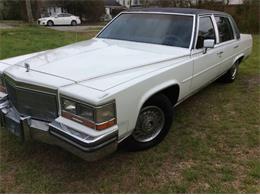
220,61,240,83
47,20,54,26
124,94,174,151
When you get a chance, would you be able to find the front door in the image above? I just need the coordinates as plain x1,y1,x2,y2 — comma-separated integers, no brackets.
191,16,224,92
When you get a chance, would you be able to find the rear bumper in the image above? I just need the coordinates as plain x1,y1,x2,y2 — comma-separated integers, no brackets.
0,96,118,161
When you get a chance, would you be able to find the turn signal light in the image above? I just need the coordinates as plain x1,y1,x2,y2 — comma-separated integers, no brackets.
62,111,116,131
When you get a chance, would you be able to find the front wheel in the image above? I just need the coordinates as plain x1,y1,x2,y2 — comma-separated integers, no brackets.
47,20,54,26
124,94,174,151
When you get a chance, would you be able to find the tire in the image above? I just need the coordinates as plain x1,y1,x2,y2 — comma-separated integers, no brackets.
220,61,240,83
71,20,77,26
47,20,54,26
123,94,174,151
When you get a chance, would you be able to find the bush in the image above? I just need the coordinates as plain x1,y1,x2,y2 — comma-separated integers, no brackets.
149,0,260,34
1,0,105,23
61,0,105,23
196,1,260,34
1,0,25,20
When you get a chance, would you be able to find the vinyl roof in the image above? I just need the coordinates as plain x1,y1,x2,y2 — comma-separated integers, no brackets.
127,7,229,16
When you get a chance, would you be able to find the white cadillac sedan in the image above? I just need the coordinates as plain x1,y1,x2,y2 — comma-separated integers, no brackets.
38,13,81,26
0,8,253,161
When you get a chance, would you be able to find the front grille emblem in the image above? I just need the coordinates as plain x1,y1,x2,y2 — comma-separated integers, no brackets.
24,63,30,72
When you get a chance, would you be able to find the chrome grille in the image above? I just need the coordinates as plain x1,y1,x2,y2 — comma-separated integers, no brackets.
4,75,58,122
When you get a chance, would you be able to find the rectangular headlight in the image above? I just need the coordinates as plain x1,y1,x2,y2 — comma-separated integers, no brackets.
61,97,116,131
61,98,76,114
96,103,116,123
77,104,94,121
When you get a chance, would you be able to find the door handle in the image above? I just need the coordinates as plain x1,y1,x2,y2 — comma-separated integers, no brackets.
234,45,239,49
217,51,224,56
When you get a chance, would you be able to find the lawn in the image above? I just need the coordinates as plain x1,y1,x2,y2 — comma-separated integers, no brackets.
0,25,259,193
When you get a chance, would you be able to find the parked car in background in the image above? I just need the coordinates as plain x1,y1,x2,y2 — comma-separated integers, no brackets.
38,13,81,26
0,8,252,161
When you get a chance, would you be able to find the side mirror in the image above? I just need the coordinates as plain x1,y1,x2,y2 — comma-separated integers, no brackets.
203,39,215,54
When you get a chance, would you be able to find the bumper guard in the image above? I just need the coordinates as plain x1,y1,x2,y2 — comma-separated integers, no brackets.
0,96,118,161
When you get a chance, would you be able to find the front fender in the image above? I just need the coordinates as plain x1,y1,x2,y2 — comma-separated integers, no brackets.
0,62,10,74
136,79,180,120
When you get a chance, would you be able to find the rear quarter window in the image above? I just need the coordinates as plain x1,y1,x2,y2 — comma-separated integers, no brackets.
215,16,235,43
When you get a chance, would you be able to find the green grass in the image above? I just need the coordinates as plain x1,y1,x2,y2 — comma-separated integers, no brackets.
0,24,97,59
0,25,259,193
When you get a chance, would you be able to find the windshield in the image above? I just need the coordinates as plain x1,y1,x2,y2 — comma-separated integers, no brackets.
98,13,194,48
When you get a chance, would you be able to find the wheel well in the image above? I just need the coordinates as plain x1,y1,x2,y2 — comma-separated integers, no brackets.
236,56,244,64
147,85,180,107
47,20,53,24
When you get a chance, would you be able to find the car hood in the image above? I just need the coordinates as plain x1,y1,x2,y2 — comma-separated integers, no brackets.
3,38,190,91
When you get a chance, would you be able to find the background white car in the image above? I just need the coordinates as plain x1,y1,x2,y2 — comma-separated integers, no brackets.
38,13,81,26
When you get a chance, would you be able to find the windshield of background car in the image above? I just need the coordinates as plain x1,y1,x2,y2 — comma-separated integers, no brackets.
98,13,194,48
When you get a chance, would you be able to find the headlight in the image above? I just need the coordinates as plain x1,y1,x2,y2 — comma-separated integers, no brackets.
61,97,116,131
77,104,94,121
62,99,76,114
96,103,116,123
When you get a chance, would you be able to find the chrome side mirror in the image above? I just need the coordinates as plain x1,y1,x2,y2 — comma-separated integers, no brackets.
203,39,215,54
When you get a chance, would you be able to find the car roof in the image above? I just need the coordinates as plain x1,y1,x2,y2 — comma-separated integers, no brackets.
127,7,229,16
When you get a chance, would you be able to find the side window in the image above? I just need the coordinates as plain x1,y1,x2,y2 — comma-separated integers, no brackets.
196,17,216,49
63,14,71,17
215,16,234,43
230,16,240,39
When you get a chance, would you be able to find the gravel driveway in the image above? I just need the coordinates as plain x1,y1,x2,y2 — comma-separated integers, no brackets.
47,25,104,32
0,23,15,29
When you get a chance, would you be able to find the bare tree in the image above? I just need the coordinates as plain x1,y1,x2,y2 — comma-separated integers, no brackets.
142,0,149,7
25,0,33,23
225,0,230,5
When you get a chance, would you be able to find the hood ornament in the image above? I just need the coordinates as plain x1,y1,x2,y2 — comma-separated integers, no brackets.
24,63,30,72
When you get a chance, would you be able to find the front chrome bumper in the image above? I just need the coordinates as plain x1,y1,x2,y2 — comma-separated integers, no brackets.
0,96,118,161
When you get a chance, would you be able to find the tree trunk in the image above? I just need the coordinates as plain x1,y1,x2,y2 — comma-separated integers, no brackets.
25,0,33,23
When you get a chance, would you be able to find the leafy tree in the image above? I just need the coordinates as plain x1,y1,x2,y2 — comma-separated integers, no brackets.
1,0,24,20
61,0,105,22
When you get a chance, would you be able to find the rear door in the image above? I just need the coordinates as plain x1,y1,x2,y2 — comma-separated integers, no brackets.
213,16,239,74
54,14,64,25
191,15,224,91
63,13,72,25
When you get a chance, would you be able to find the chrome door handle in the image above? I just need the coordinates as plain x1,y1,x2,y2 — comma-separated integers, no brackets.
234,45,239,49
217,51,224,56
